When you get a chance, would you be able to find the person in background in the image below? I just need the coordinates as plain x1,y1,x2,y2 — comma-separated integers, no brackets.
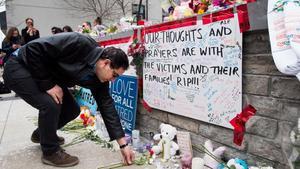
51,27,63,34
21,18,40,44
0,50,5,68
3,32,134,167
62,25,73,32
93,17,106,34
2,27,22,63
82,21,92,32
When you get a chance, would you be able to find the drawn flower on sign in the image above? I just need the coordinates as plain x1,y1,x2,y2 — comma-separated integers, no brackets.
273,0,300,12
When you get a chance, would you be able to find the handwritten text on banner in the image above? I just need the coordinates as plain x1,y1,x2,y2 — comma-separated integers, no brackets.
143,16,242,128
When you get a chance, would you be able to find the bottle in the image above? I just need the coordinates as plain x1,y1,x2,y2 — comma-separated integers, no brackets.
132,129,140,150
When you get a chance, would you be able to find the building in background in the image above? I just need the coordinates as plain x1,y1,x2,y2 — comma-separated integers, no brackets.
6,0,96,36
5,0,267,37
4,0,158,37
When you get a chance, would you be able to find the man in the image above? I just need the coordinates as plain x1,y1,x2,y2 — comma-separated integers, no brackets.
82,21,92,31
3,32,134,167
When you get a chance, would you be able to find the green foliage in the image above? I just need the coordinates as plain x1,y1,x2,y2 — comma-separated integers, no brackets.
61,119,113,148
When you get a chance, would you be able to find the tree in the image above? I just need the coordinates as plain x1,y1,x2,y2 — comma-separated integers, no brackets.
115,0,131,16
61,0,123,22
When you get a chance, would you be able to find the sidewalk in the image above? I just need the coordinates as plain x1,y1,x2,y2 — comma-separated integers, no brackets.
0,93,154,169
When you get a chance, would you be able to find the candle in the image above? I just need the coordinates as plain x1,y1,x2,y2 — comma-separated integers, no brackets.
192,157,204,169
132,130,140,149
162,138,171,160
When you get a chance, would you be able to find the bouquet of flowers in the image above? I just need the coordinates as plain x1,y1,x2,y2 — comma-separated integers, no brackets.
162,0,253,21
79,106,95,127
127,38,146,67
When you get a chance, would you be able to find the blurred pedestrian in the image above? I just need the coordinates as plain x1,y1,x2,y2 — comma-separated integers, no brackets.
51,27,63,34
2,27,22,63
62,25,73,32
21,18,40,44
93,17,106,34
82,21,92,33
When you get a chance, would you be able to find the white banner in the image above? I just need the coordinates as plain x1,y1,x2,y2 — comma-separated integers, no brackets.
268,0,300,78
143,15,242,128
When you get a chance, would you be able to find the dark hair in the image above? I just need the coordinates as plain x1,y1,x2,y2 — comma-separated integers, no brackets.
84,21,92,28
4,27,21,43
94,17,102,25
51,27,63,34
63,25,73,32
25,18,34,26
101,47,129,70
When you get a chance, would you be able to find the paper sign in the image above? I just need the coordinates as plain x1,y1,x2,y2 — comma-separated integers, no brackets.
143,14,242,128
176,131,193,156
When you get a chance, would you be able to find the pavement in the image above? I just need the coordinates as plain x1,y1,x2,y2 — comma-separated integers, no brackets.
0,92,157,169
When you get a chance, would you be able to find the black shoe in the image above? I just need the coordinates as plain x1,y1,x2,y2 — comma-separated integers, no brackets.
31,131,65,145
42,149,79,167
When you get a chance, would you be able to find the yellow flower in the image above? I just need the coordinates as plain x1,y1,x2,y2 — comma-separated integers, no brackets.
198,9,205,14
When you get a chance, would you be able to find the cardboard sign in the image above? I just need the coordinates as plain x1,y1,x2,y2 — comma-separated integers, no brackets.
75,88,98,115
143,14,242,128
110,75,138,134
176,131,193,156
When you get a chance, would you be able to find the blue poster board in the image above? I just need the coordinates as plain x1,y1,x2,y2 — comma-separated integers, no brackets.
75,88,98,115
110,75,138,135
75,75,138,135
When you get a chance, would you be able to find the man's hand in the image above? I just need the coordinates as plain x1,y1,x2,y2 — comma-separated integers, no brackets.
117,137,134,165
46,85,63,104
120,146,135,165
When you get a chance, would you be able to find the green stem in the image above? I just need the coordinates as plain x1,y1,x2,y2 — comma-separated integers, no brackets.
98,162,124,169
63,139,86,148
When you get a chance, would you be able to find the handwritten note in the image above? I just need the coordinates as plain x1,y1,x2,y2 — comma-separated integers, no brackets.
143,16,242,128
176,131,193,156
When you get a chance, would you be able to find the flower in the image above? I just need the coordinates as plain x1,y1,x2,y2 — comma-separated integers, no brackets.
82,28,91,34
127,38,146,67
127,39,146,57
149,149,154,156
79,107,95,127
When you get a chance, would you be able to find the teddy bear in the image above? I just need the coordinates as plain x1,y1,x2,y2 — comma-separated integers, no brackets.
164,0,195,21
172,0,194,20
151,123,179,160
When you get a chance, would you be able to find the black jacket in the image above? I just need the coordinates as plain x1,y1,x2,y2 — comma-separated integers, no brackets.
2,36,22,62
18,32,124,141
21,27,40,44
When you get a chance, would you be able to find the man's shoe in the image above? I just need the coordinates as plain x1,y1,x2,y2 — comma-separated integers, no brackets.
42,149,79,167
31,131,65,145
